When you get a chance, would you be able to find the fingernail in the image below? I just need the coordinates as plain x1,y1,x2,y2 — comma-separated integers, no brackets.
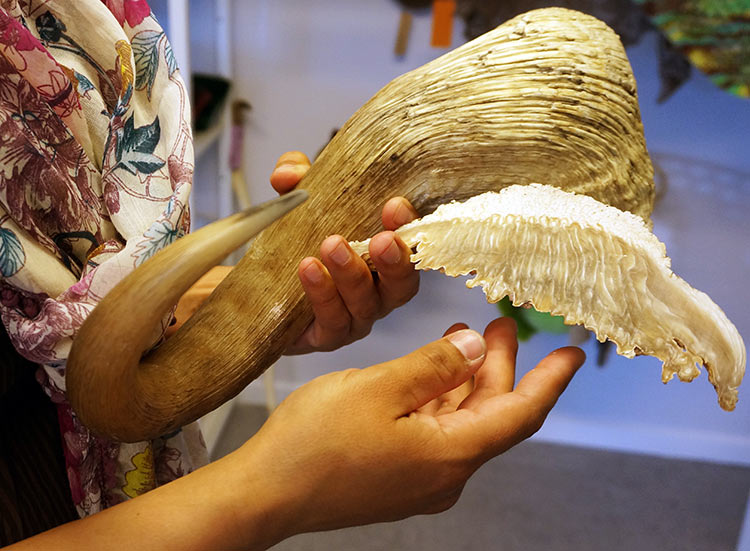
447,330,486,362
329,240,351,267
379,238,401,265
393,201,414,227
302,262,324,285
272,164,296,176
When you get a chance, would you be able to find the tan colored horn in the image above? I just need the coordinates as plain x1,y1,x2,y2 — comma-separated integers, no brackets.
66,190,308,441
67,8,654,441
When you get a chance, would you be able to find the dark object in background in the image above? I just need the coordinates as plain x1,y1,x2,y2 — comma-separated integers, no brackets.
317,128,340,159
392,0,432,58
192,74,231,133
656,33,692,103
456,0,651,45
394,0,432,10
394,10,413,57
0,325,78,545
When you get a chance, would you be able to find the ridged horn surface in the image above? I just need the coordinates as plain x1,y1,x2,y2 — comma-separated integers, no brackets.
66,190,308,441
67,8,655,441
351,184,745,411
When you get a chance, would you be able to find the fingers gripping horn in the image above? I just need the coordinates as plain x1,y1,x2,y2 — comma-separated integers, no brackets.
67,190,308,442
67,8,655,441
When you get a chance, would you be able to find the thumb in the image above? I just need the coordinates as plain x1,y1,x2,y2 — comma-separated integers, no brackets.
374,329,486,416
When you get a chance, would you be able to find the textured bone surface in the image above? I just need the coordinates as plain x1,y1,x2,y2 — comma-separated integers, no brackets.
353,184,745,411
67,8,657,441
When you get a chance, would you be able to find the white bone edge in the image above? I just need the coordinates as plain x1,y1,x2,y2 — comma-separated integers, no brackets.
350,184,746,411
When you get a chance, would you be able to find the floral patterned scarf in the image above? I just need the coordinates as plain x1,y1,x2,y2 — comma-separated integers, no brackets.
0,0,207,517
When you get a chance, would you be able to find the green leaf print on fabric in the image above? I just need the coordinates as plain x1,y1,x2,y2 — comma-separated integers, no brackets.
132,30,161,95
133,219,179,266
0,228,26,277
35,11,66,43
115,114,165,175
73,70,95,96
132,30,177,98
164,40,178,77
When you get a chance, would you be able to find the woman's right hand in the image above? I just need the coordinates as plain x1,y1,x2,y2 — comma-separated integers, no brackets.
270,150,422,355
7,317,583,551
239,317,585,543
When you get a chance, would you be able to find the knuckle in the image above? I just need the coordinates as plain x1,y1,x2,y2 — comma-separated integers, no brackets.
432,490,463,514
314,313,351,339
315,332,351,353
416,345,463,385
338,367,362,385
430,362,457,388
349,324,373,343
421,344,456,367
380,277,419,309
520,404,549,439
309,319,352,351
310,287,341,309
426,464,470,514
339,262,372,287
322,315,351,333
350,299,381,322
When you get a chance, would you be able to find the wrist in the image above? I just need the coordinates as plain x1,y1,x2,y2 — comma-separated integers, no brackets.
227,438,305,549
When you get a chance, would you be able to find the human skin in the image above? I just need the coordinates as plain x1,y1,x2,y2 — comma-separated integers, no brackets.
4,153,584,549
168,151,422,354
6,319,585,550
274,150,422,353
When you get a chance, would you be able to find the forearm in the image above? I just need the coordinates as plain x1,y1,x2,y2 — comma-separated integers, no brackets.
5,445,291,551
6,317,581,550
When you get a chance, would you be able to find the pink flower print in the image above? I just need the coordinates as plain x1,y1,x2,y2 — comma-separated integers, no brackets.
0,10,44,52
66,465,86,505
1,291,91,364
101,0,152,29
168,154,193,190
36,68,79,118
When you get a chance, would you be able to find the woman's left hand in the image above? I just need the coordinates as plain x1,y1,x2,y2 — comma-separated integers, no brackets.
270,151,421,354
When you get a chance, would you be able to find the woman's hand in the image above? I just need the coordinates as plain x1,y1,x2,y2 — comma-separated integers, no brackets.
271,151,421,354
21,318,582,551
166,151,419,346
241,317,585,539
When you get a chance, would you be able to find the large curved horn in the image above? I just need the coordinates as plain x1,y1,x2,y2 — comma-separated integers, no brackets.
67,190,308,441
68,8,654,441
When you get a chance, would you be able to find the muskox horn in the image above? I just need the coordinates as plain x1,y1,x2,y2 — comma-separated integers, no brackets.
67,8,654,441
67,190,308,441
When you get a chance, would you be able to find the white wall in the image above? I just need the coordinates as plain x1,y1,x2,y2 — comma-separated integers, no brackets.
186,0,750,465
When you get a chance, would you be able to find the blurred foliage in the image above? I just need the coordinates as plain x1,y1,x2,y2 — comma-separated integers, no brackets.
496,297,569,341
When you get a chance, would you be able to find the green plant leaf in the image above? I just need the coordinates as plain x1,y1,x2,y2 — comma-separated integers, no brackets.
496,296,569,341
497,297,536,341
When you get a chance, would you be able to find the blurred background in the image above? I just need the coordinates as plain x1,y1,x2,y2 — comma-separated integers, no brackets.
150,1,750,549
